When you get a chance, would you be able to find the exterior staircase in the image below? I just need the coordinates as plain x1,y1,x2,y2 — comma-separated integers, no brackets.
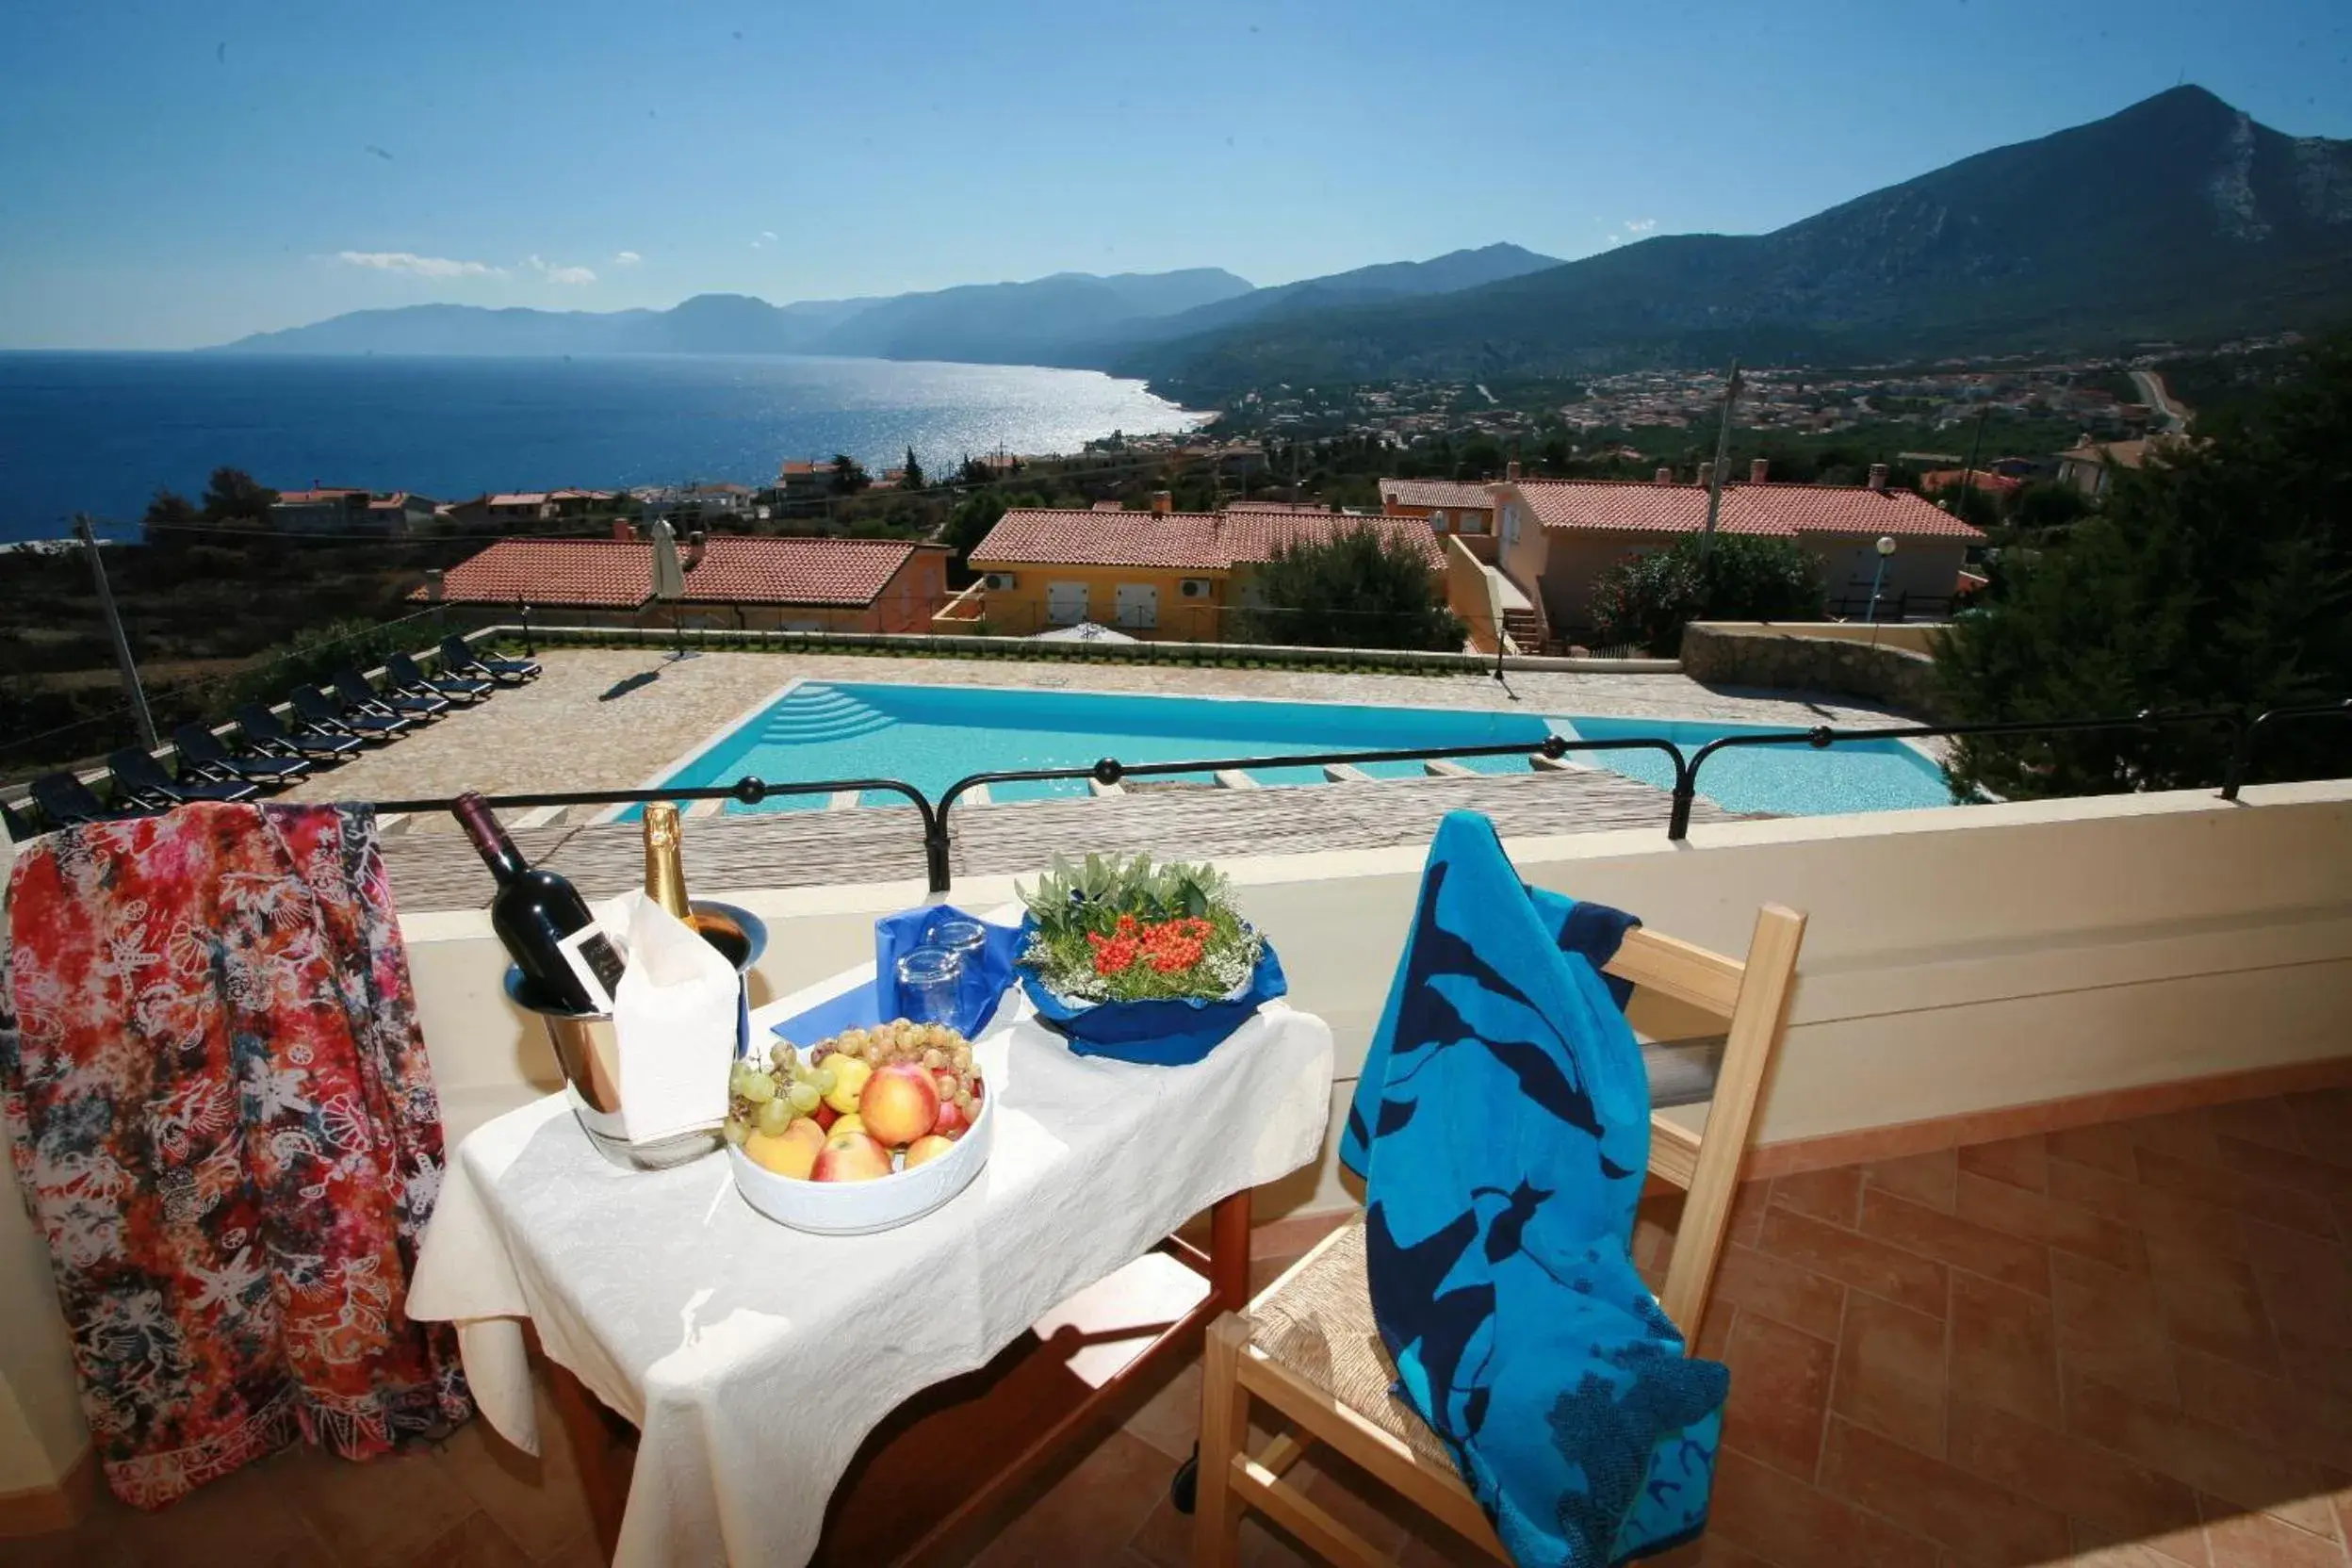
1501,605,1547,654
758,685,894,745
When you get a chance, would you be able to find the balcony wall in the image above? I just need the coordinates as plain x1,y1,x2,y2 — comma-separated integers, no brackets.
3,778,2348,1511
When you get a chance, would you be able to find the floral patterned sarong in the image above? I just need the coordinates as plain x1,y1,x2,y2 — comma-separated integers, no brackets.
1,802,469,1508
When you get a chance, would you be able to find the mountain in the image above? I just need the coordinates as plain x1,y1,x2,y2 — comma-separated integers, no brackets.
1121,88,2352,398
1087,243,1561,349
211,268,1251,363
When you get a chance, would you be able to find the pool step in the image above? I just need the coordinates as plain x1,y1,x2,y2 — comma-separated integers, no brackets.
758,686,895,745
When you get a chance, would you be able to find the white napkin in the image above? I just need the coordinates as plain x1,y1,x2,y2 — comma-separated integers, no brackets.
597,889,739,1145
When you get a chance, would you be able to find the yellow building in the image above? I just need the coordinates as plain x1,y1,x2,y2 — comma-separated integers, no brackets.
962,501,1445,642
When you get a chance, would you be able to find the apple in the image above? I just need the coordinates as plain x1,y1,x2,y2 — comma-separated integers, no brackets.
823,1055,873,1115
811,1102,839,1132
828,1113,866,1141
904,1135,956,1169
809,1131,892,1183
743,1118,825,1180
931,1098,970,1137
859,1062,941,1149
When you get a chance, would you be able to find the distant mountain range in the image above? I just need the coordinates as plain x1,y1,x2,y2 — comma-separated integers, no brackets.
212,89,2352,398
1119,87,2352,397
208,246,1560,367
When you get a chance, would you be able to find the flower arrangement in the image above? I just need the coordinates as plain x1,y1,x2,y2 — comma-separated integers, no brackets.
1018,853,1264,1004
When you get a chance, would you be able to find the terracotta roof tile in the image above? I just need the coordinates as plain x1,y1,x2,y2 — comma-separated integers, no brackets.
421,536,918,609
1380,479,1497,512
1505,481,1985,542
970,509,1445,573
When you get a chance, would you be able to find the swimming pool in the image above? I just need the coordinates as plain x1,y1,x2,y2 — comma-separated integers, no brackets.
645,682,1957,817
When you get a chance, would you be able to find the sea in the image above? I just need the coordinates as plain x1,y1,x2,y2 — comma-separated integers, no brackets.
0,351,1202,544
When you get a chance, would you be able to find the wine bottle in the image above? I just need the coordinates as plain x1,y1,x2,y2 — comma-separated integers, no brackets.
454,791,626,1014
642,802,747,953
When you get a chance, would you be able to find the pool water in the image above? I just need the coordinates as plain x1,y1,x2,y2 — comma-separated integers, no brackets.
647,682,1959,817
1560,716,1957,815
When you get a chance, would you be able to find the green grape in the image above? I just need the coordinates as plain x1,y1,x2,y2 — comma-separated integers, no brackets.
722,1118,750,1146
754,1098,795,1135
727,1062,755,1091
787,1081,823,1114
741,1071,776,1105
809,1068,837,1095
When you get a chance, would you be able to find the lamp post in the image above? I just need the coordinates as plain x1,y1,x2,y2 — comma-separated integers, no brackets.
1866,535,1897,639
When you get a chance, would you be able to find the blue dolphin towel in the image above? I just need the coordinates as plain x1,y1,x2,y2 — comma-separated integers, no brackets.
1341,810,1729,1568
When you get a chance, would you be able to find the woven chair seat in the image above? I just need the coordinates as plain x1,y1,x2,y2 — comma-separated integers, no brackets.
1247,1217,1457,1469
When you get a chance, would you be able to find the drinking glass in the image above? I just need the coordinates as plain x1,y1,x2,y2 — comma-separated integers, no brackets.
926,916,988,965
895,945,964,1029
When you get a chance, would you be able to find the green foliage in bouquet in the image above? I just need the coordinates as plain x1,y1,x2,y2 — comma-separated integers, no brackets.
1017,852,1264,1004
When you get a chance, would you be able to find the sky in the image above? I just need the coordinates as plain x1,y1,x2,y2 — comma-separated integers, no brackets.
2,0,2347,350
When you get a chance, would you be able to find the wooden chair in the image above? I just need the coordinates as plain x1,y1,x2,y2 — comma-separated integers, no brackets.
1190,905,1807,1567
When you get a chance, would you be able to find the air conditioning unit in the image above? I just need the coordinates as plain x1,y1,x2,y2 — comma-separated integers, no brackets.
984,572,1018,591
1179,578,1212,598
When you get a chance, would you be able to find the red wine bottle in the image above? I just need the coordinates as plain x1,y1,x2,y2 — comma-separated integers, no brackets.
453,791,626,1014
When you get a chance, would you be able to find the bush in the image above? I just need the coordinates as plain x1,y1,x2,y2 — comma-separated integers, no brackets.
1236,526,1465,651
1588,533,1823,654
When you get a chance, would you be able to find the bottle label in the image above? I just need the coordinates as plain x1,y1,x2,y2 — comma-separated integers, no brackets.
556,922,627,1014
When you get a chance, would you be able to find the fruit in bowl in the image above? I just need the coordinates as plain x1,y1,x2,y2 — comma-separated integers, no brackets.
725,1020,986,1184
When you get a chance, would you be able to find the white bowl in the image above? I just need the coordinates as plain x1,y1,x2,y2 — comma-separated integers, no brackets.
726,1085,994,1235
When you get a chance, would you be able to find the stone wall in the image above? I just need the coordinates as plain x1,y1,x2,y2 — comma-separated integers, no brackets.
1681,622,1949,720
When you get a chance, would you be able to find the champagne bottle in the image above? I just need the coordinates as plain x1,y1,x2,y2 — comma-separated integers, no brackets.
642,802,747,953
454,791,626,1014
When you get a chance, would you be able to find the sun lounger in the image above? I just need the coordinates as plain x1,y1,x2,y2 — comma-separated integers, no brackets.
388,649,490,704
291,685,410,743
108,747,261,809
442,634,539,684
172,722,312,787
237,702,365,761
334,665,447,722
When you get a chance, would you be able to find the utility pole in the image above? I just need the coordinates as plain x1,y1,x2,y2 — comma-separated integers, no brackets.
1699,359,1742,563
74,514,158,750
1952,405,1991,525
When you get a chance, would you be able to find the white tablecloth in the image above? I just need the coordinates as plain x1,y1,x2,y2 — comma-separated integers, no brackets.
407,980,1334,1567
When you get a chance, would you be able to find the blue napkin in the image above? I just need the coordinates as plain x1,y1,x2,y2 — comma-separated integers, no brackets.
771,905,1021,1047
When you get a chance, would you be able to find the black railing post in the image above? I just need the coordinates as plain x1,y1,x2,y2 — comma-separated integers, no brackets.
2221,713,2258,801
923,812,954,895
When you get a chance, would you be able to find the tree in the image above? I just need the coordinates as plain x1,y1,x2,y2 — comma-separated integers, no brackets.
1238,526,1465,651
900,447,924,490
942,492,1008,585
829,454,871,496
2009,479,2090,533
1936,337,2352,801
1587,533,1823,654
201,466,277,525
141,488,202,547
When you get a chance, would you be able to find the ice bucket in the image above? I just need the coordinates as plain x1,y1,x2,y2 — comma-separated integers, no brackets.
505,900,767,1170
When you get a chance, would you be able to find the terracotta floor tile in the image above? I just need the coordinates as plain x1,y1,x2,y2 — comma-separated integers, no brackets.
2208,1099,2308,1156
108,1444,340,1568
2214,1136,2352,1208
1819,1417,2073,1565
1121,1353,1205,1464
1727,1180,1772,1249
1709,1242,1848,1341
286,1442,482,1568
1954,1171,2150,1275
1707,1448,1941,1568
1695,1299,1737,1362
2278,1331,2352,1400
1832,1291,1948,1459
1860,1189,2052,1298
1719,1312,1837,1481
2135,1149,2343,1241
2123,1112,2228,1169
433,1404,596,1562
2054,1250,2186,1406
2062,1374,2346,1541
1772,1168,1863,1228
2070,1515,2213,1568
2197,1497,2346,1568
2051,1124,2144,1177
0,1521,138,1568
2052,1159,2251,1262
2282,1092,2352,1168
1641,1537,1779,1568
2235,1217,2348,1288
1957,1135,2049,1194
2174,1348,2352,1475
406,1511,536,1568
1946,1397,2200,1544
1128,1491,1310,1568
975,1429,1183,1568
1949,1269,2062,1427
2146,1239,2284,1376
1865,1152,1960,1216
1759,1209,1947,1319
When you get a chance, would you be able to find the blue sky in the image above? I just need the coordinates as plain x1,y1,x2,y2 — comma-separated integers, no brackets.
2,0,2345,349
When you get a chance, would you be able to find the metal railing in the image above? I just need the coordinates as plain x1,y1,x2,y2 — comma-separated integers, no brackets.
361,701,2349,895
